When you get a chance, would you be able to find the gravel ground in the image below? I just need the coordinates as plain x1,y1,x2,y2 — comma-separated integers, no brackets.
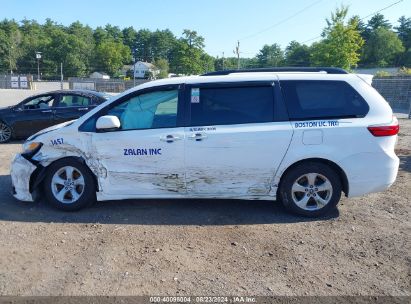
0,120,409,296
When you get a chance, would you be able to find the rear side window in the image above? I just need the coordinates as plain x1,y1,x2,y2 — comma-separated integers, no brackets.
190,86,274,126
280,81,369,120
59,95,91,107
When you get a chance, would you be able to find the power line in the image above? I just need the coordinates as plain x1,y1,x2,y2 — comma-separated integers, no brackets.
301,0,405,44
239,0,323,41
360,0,404,21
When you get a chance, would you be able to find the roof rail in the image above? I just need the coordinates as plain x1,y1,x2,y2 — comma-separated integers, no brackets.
202,67,349,76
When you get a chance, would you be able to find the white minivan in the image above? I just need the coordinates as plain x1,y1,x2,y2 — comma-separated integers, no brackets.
10,68,400,217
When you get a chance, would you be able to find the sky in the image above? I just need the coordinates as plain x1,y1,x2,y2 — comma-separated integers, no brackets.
1,0,410,58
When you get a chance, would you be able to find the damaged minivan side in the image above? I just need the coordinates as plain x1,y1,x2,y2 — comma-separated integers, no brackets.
10,68,400,217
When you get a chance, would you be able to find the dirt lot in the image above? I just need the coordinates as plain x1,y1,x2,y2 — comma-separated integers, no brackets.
0,120,409,297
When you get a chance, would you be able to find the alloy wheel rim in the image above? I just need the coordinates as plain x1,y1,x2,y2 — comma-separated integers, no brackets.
0,123,11,142
51,166,85,204
291,173,333,211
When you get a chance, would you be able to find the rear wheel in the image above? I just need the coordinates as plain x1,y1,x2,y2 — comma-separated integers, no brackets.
43,159,96,211
279,162,342,217
0,122,12,143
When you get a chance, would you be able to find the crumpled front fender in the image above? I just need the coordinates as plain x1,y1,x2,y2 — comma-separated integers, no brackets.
10,154,37,202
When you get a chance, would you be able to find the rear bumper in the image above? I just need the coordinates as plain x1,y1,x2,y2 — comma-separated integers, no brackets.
340,151,399,198
10,154,36,202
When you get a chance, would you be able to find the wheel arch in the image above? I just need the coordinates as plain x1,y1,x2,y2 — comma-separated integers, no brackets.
277,158,349,197
30,156,99,195
0,118,12,126
0,119,14,141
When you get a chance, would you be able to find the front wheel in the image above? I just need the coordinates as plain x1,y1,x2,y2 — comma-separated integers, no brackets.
43,159,96,211
279,162,342,217
0,122,12,143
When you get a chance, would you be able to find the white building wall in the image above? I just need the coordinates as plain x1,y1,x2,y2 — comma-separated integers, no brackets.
134,62,150,78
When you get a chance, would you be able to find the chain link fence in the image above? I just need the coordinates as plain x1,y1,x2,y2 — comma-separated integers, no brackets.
372,76,411,119
0,74,69,90
0,74,149,93
68,78,148,93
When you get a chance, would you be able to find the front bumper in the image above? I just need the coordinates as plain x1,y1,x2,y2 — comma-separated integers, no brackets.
10,154,37,202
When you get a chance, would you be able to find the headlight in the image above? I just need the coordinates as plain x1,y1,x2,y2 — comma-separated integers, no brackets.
22,142,43,155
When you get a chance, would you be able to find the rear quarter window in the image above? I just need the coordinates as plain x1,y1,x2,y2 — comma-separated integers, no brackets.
190,86,274,126
280,80,369,120
59,95,91,107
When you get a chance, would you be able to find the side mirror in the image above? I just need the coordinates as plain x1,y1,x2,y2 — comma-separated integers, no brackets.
14,107,23,112
96,115,121,131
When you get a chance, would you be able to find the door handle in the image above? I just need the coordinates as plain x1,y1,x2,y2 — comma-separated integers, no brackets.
77,107,89,111
160,135,182,143
41,110,52,113
188,133,207,141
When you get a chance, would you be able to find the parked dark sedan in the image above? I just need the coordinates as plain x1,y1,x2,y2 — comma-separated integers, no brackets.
0,90,110,142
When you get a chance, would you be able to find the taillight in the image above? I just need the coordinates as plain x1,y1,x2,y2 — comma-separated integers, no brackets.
368,117,400,137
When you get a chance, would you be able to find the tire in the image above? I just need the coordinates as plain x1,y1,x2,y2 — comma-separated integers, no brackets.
279,162,342,217
43,158,96,211
0,122,12,143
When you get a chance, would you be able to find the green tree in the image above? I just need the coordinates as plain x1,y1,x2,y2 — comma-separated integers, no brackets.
135,29,153,62
47,30,88,77
0,19,22,74
400,49,411,66
18,19,50,75
94,40,131,76
122,26,137,55
0,18,218,77
0,28,8,72
367,13,392,30
104,24,123,42
349,15,367,40
311,6,364,70
153,58,169,79
181,29,205,49
169,30,207,75
362,13,392,42
214,57,238,70
151,29,176,61
93,26,108,45
169,40,201,75
285,41,311,66
66,21,95,75
363,27,404,67
201,53,215,73
256,44,284,67
395,16,411,50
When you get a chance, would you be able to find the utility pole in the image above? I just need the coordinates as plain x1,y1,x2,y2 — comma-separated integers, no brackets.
133,48,137,87
133,59,136,87
234,41,240,70
35,52,42,81
60,62,63,90
222,52,225,70
9,46,14,75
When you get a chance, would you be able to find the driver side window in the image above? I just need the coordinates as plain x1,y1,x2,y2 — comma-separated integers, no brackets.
23,95,55,110
107,90,178,130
